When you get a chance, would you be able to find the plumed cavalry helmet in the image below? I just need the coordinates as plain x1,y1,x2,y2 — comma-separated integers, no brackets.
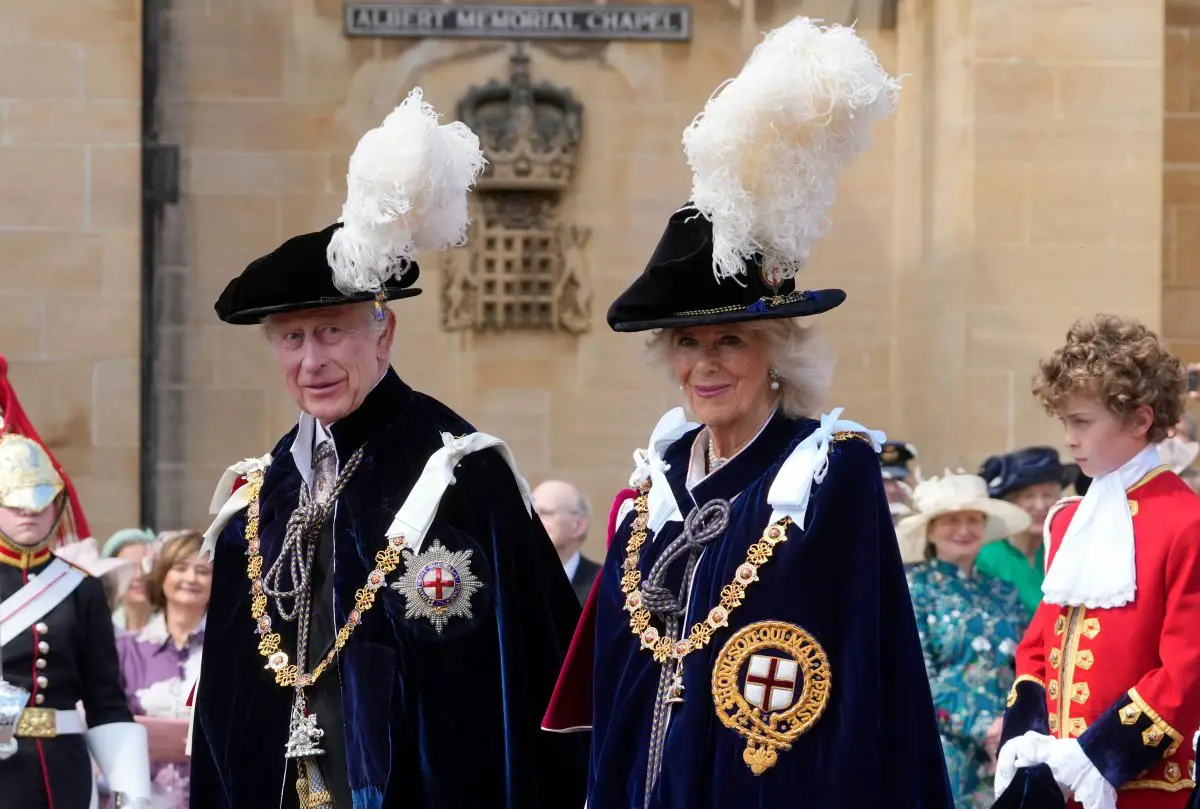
607,18,901,332
0,354,88,548
0,432,64,515
215,88,487,324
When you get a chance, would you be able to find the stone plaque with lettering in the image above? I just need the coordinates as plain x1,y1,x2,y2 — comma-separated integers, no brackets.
345,3,692,41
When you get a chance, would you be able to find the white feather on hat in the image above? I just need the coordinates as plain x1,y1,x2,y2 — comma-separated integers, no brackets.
327,88,487,296
682,17,900,283
896,472,1032,564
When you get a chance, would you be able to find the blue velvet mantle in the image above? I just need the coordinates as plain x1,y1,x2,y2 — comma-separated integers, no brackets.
589,413,954,809
191,369,587,809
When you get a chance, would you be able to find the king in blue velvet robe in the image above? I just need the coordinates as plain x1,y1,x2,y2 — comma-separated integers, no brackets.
589,411,954,809
190,368,587,809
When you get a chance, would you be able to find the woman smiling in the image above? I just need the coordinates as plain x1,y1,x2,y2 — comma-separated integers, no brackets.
544,16,953,809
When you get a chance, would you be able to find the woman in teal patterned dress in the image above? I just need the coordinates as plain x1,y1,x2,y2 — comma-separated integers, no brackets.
898,472,1032,809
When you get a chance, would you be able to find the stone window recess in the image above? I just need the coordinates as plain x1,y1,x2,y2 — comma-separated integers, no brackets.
443,48,592,334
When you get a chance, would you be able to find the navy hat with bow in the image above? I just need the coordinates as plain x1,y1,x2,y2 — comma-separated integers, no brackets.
979,446,1076,499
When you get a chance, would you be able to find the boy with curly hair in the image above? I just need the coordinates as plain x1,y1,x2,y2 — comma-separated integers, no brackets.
995,314,1200,809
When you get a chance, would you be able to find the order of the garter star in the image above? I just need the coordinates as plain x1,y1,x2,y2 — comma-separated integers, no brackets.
392,539,484,633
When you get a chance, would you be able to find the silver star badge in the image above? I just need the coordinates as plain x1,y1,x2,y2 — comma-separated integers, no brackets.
391,539,483,633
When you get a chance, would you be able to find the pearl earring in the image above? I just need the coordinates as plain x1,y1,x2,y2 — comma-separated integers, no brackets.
769,369,781,391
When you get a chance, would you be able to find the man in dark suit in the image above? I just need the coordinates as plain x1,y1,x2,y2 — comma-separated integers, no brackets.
532,480,600,604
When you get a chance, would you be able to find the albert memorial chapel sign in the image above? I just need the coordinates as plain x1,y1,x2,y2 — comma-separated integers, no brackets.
345,3,692,41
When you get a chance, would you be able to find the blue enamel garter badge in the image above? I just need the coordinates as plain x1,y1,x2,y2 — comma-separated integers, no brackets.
391,539,483,633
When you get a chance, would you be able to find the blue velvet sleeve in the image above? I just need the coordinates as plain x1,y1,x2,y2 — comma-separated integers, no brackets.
1077,690,1182,788
1000,678,1051,747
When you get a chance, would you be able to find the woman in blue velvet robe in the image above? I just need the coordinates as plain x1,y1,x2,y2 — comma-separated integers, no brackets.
585,402,954,809
566,18,954,799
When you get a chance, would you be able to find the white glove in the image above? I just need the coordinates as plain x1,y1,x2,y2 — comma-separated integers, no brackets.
87,722,151,802
995,731,1056,798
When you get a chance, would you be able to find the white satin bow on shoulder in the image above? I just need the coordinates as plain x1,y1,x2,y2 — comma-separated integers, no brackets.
767,407,886,527
199,454,274,561
385,431,531,555
628,407,699,537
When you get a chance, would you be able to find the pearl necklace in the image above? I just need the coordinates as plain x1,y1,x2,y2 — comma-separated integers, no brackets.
706,439,728,472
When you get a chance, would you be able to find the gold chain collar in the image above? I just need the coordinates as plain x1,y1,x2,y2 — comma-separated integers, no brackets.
242,470,407,688
620,482,792,664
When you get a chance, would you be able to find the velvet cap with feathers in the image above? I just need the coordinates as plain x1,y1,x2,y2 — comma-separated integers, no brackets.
216,88,487,324
607,17,900,332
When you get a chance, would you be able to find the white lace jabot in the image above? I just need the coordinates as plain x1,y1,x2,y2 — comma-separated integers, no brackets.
1041,444,1162,609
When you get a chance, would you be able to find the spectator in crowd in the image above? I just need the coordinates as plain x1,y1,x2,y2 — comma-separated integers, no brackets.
1162,414,1200,491
899,472,1031,809
975,447,1074,616
532,479,599,604
116,530,210,809
103,527,158,632
880,440,920,522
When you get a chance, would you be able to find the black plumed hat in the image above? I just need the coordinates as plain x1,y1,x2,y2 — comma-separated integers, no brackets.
606,209,845,332
214,225,421,325
214,88,485,326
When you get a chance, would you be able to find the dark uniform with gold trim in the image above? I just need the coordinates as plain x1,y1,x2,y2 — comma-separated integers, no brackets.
0,544,134,809
1003,468,1200,807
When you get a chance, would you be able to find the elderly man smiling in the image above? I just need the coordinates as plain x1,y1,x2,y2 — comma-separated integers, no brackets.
189,90,585,809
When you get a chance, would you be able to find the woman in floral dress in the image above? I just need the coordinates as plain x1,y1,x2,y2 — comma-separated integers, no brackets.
116,531,210,809
899,473,1032,809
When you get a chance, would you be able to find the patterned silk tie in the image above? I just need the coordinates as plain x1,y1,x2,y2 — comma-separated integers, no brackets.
311,439,337,506
297,436,337,809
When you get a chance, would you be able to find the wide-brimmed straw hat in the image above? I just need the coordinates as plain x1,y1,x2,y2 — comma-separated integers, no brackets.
896,472,1032,564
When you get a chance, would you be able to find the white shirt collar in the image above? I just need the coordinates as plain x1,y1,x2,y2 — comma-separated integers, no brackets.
563,551,582,580
289,369,390,486
292,415,336,490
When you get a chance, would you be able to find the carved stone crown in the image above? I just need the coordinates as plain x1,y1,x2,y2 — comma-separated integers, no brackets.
458,49,582,192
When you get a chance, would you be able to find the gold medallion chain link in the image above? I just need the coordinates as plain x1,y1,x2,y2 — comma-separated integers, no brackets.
241,470,406,688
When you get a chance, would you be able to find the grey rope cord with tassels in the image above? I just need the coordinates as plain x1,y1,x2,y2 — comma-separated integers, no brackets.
640,498,732,809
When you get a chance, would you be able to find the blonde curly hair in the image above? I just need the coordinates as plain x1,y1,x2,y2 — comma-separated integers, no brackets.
1033,314,1186,444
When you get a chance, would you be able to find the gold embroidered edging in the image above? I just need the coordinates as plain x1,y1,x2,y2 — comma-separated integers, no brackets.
1057,607,1085,739
1128,465,1170,494
1007,674,1046,708
1121,777,1195,793
1128,687,1185,756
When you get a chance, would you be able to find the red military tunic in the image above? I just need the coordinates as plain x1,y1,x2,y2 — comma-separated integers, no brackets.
1005,466,1200,807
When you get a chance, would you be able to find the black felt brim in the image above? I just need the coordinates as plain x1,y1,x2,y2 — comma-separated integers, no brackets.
215,223,422,325
609,288,846,333
220,287,422,325
607,206,846,333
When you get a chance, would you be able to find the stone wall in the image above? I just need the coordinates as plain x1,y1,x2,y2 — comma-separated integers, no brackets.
0,2,141,542
1165,0,1200,365
0,1,1171,558
893,0,1164,472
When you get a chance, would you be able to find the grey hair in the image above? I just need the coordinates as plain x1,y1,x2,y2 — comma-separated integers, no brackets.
644,318,837,419
259,301,391,339
573,489,591,519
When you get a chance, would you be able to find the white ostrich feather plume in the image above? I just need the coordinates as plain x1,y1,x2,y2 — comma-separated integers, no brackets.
328,88,487,295
682,17,900,282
